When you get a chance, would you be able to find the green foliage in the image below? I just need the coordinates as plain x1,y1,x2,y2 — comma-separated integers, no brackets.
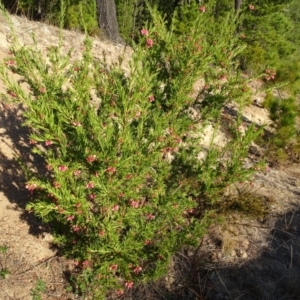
65,1,99,36
240,42,265,74
115,0,180,42
276,53,300,94
238,0,296,73
0,246,7,254
263,93,298,162
0,2,264,297
31,279,46,300
220,181,272,218
172,0,200,35
0,268,10,279
0,246,9,279
1,0,99,36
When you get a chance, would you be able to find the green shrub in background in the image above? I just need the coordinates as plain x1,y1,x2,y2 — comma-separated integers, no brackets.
1,0,99,36
65,1,99,36
263,92,299,162
0,2,265,298
238,0,296,74
276,54,300,96
172,0,200,35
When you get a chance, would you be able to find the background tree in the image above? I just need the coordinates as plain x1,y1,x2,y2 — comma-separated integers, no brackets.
96,0,123,43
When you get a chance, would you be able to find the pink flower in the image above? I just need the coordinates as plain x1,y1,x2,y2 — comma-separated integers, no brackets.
58,165,68,172
72,225,80,232
133,266,142,274
75,203,81,208
5,59,15,66
146,213,155,221
25,183,37,192
72,121,82,127
53,181,61,188
112,205,119,211
140,28,149,36
39,87,46,93
135,110,141,118
116,289,124,296
73,260,80,267
199,6,206,12
67,215,75,221
109,264,118,271
46,164,53,171
89,193,97,200
45,140,53,146
126,174,133,180
73,170,81,176
161,147,172,154
146,38,154,48
125,281,134,289
106,166,116,174
130,200,139,208
249,4,255,10
86,155,97,163
264,69,276,81
148,95,155,102
82,260,90,268
29,139,37,145
86,181,94,189
99,230,105,237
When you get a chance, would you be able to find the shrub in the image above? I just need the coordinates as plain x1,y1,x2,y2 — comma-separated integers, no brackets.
263,93,298,162
65,1,99,36
0,3,264,298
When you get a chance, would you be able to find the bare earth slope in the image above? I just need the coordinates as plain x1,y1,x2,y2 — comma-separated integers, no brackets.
0,11,299,300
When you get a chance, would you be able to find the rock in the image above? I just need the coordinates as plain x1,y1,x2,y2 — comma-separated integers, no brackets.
240,239,250,250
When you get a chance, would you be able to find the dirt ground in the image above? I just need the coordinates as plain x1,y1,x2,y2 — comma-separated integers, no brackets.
0,10,299,300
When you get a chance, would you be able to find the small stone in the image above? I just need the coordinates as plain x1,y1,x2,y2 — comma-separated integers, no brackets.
240,239,250,250
187,251,194,257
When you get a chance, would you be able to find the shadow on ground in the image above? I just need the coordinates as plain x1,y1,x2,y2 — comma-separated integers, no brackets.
199,206,300,300
0,103,50,235
126,207,300,300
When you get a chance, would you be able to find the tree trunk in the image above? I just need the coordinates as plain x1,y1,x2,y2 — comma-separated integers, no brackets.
96,0,124,44
235,0,242,11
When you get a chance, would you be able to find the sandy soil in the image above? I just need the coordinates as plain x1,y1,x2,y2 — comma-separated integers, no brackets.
0,10,299,300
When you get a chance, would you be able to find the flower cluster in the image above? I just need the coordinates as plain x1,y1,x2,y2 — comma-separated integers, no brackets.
199,6,206,13
146,38,154,48
264,69,276,81
141,28,154,48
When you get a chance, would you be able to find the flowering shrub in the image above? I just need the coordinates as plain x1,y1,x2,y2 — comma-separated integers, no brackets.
0,3,264,298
